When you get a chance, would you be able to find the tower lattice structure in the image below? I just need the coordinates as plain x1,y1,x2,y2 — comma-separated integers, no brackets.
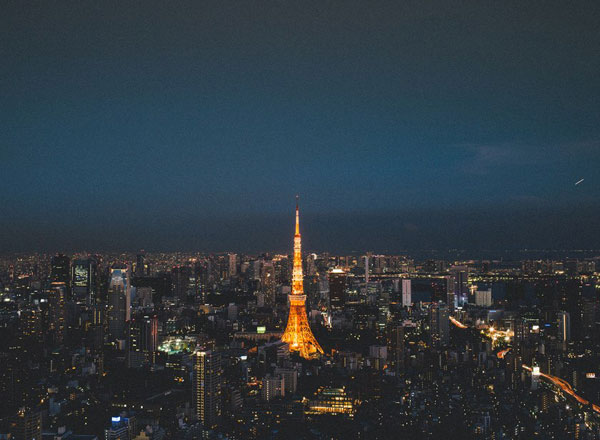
281,198,324,359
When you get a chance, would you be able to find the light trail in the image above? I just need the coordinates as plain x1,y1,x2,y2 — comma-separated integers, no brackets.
522,364,600,414
449,316,468,329
497,348,511,359
449,316,600,414
484,326,513,343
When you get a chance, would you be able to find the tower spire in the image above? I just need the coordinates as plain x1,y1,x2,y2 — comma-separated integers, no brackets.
295,195,300,236
291,196,303,296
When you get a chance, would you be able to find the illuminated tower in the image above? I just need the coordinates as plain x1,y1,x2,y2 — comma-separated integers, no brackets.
281,197,324,359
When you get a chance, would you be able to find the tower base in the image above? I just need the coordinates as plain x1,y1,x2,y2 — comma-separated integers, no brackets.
282,303,324,359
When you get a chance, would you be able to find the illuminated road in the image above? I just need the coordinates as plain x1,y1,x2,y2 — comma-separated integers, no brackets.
522,365,600,414
485,326,513,343
450,315,600,415
497,348,511,359
449,316,468,329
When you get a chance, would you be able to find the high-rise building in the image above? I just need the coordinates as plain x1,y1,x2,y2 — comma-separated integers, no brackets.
171,265,193,301
250,259,262,281
475,288,492,307
50,254,70,297
48,282,67,345
228,253,237,278
511,318,526,352
274,367,298,394
445,275,456,309
387,324,404,374
127,314,158,368
274,256,291,285
281,198,324,359
582,298,597,337
558,311,571,343
104,414,137,440
71,258,97,304
261,374,285,401
104,420,128,440
328,268,346,309
20,307,43,342
260,261,276,306
306,253,317,276
402,279,412,308
227,303,238,321
135,253,148,277
531,365,541,390
51,254,70,283
429,302,449,347
108,265,130,340
193,349,222,428
9,408,42,440
450,266,469,306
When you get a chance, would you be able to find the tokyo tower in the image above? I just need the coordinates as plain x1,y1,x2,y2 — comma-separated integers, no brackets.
281,197,324,359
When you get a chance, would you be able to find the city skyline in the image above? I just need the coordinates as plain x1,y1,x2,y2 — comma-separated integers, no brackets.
2,203,600,254
3,245,600,438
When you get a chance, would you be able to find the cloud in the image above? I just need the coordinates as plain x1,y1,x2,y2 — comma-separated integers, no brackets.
509,194,546,204
458,139,600,176
403,222,420,232
460,144,530,175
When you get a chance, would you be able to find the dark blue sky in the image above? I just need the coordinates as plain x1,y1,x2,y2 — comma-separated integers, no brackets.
1,1,599,252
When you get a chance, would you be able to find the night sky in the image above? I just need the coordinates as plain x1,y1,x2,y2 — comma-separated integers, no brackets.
2,1,599,253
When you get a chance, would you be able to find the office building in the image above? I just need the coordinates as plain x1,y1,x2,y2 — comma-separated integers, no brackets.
328,268,346,309
51,254,71,284
193,349,222,428
48,282,67,345
261,374,285,401
105,415,136,440
108,265,130,341
558,311,571,343
475,288,492,307
274,367,298,394
306,387,355,417
9,408,42,440
450,266,469,306
387,324,404,374
260,261,276,306
402,279,411,307
429,302,449,347
71,258,97,304
228,253,237,278
135,253,148,277
127,314,158,368
171,265,194,302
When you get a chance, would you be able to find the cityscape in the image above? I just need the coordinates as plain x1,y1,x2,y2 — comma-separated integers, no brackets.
2,202,600,439
2,1,600,439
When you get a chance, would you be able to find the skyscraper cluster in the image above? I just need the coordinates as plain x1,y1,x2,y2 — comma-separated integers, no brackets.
1,218,600,439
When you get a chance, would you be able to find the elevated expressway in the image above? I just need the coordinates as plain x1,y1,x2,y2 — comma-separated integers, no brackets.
449,315,600,415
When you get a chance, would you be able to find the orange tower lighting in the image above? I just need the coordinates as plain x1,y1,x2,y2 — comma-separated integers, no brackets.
281,197,324,359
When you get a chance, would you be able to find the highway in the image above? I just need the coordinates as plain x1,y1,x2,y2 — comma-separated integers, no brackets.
449,316,468,329
449,314,600,414
522,365,600,414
